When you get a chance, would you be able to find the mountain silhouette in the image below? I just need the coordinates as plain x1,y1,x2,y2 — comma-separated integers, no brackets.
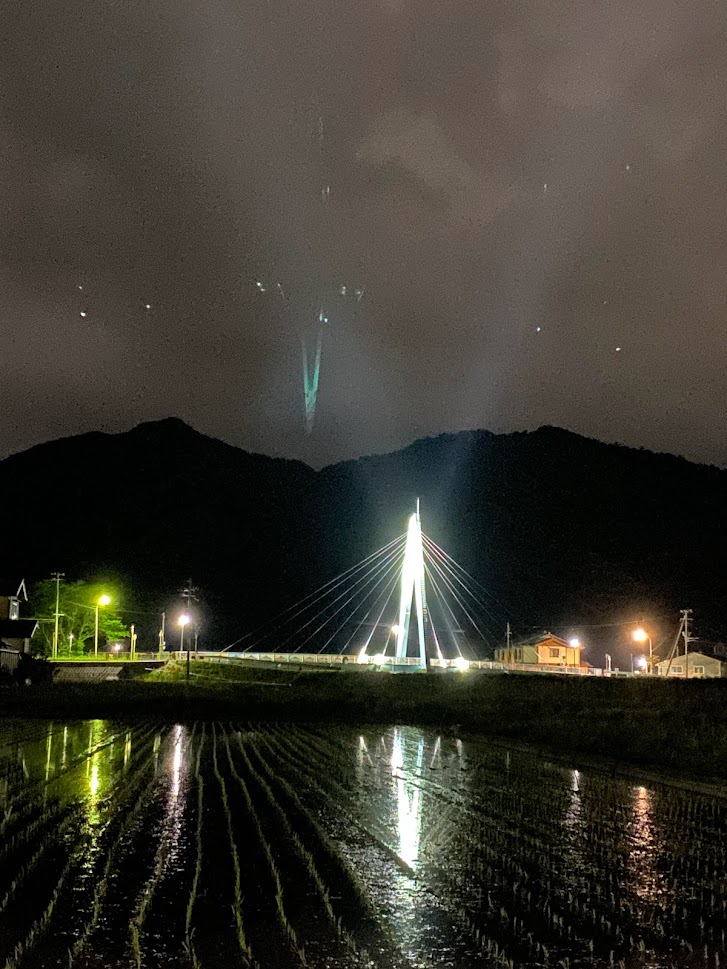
1,419,724,662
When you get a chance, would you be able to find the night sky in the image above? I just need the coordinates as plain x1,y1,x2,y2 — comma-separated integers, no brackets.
2,0,725,468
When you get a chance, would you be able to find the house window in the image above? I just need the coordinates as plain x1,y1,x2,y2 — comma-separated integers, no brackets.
671,666,683,674
9,598,19,620
549,647,560,658
694,666,705,675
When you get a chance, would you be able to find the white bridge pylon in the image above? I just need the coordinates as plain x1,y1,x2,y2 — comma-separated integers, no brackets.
394,502,428,668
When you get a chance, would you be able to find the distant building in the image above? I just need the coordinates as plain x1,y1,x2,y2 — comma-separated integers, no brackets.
0,578,38,654
494,632,585,669
0,578,26,622
655,652,725,678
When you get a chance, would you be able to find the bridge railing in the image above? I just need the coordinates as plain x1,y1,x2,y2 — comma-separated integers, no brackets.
52,653,167,663
170,651,606,675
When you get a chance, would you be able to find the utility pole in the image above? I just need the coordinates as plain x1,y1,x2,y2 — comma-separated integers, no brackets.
51,572,64,660
181,579,200,614
663,609,695,678
130,624,137,659
506,622,511,657
159,611,166,654
682,608,694,679
181,580,200,662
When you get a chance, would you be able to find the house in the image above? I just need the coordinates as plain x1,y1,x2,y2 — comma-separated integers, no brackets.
655,652,724,678
0,578,27,622
0,578,38,654
494,632,586,669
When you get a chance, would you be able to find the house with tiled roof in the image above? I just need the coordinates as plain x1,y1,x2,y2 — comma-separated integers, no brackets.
494,631,586,669
0,578,38,655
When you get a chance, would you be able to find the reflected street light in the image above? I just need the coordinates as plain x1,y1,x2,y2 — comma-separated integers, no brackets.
633,628,652,673
94,595,111,657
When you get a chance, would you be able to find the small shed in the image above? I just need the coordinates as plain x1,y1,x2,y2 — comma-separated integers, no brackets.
655,652,725,678
0,619,39,654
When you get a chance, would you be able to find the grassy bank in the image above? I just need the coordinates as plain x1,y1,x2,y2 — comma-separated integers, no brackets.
2,662,727,781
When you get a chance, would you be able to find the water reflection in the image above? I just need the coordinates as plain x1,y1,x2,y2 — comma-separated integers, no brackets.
170,723,185,804
627,783,666,905
83,722,116,829
391,727,424,870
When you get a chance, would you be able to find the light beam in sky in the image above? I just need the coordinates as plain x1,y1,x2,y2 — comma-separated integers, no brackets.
302,328,323,434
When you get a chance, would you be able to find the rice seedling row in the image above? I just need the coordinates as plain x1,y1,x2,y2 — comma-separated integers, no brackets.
0,724,163,969
2,719,727,968
228,728,378,968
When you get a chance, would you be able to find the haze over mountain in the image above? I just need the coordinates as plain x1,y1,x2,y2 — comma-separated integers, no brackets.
1,418,724,666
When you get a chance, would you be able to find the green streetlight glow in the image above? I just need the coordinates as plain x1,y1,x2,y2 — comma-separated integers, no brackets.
94,595,111,656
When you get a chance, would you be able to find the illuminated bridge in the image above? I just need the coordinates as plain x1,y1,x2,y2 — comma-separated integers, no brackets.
210,503,511,672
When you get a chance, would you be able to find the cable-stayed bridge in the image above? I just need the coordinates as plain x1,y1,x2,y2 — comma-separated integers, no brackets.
211,504,511,671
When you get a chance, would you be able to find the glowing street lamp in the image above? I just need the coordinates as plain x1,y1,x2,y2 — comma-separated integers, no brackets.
179,613,192,682
179,614,191,652
567,637,583,668
94,594,111,657
633,628,652,672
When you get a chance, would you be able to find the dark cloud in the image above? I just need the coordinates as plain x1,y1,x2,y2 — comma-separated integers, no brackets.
1,0,725,466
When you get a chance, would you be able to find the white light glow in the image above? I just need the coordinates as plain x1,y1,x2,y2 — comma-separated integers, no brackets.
395,511,427,666
454,656,470,671
391,729,423,869
373,653,387,666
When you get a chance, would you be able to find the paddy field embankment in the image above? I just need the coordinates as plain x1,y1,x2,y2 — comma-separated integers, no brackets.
2,661,726,784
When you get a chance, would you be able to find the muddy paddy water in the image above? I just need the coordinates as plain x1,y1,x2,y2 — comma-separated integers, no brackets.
0,721,725,969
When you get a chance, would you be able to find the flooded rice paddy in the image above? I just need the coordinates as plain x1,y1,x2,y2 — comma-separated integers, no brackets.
0,721,725,969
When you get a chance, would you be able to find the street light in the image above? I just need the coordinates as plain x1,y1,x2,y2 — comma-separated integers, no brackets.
94,595,111,657
633,627,652,673
179,613,190,650
179,614,191,681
